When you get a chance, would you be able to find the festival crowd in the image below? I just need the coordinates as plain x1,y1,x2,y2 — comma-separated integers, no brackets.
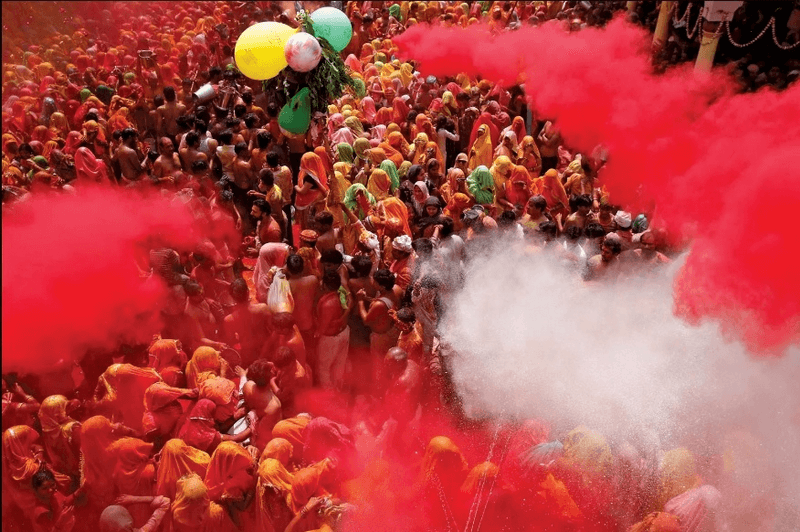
2,2,777,532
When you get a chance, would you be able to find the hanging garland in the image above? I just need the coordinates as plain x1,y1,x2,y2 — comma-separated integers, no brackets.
281,10,356,113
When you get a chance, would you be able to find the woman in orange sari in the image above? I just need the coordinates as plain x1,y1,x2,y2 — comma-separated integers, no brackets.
378,131,406,167
255,439,295,532
38,395,81,482
534,168,570,221
142,381,194,443
93,364,162,433
155,438,211,500
517,135,542,178
80,416,134,512
107,437,156,526
271,416,311,465
416,436,469,531
424,140,445,172
147,338,188,388
3,425,47,520
185,346,231,389
286,459,334,515
170,473,232,532
366,168,392,202
444,193,474,233
409,132,429,166
295,152,330,230
505,165,533,212
205,442,257,529
468,125,494,172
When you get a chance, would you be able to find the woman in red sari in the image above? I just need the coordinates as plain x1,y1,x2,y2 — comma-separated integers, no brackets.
155,438,210,500
205,441,257,530
3,426,47,523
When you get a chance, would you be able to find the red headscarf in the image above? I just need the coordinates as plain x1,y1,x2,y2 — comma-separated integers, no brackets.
205,441,256,502
177,399,221,454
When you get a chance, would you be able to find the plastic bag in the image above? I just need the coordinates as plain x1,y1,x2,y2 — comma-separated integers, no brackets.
278,87,311,135
267,268,295,313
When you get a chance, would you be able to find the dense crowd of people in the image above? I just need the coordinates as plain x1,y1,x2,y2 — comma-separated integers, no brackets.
3,2,788,531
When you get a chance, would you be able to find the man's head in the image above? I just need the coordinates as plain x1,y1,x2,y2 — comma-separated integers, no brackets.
601,236,622,263
163,85,176,102
218,129,234,146
256,130,271,150
234,141,248,158
321,249,343,270
258,169,274,191
299,230,318,249
373,268,396,292
266,150,280,168
32,469,57,501
384,347,408,380
527,195,547,218
440,216,454,238
185,131,200,149
322,268,341,293
191,159,209,177
159,136,174,155
184,279,204,303
230,277,250,304
395,306,416,333
314,211,334,233
272,312,295,332
573,194,592,215
274,346,295,373
251,198,270,220
351,255,373,279
286,254,304,276
247,358,272,388
639,231,656,258
121,127,138,146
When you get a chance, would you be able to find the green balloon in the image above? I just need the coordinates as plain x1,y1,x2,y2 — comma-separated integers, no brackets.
310,7,352,52
279,88,311,135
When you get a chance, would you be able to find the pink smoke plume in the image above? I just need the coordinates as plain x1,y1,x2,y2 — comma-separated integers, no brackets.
395,18,800,353
2,186,205,374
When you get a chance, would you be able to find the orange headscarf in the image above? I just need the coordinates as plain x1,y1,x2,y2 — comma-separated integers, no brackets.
378,138,406,167
420,436,468,496
537,168,570,214
186,346,229,389
205,441,256,502
2,425,41,483
425,140,445,171
381,196,412,237
366,168,391,201
94,364,161,432
287,459,333,514
271,416,310,463
199,376,238,423
80,415,121,505
261,437,294,466
108,437,155,495
171,473,227,532
156,438,211,499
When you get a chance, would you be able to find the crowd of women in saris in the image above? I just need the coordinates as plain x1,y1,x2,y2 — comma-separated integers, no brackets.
2,2,746,531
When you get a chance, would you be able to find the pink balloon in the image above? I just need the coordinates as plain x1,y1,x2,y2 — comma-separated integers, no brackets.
284,32,322,73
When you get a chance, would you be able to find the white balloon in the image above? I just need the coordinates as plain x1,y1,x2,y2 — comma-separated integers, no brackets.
284,32,322,73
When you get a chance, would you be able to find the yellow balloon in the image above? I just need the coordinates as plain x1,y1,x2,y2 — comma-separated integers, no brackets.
235,22,296,81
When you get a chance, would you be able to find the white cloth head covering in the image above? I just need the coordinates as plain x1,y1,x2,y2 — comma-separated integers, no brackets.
614,210,632,229
392,234,413,253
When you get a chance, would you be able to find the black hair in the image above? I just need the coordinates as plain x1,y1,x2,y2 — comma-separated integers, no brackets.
440,216,454,238
258,169,274,187
256,130,271,149
573,194,592,209
565,225,583,241
191,159,209,173
528,195,547,212
224,117,240,129
266,102,279,117
230,277,249,303
351,255,373,278
603,238,622,255
153,95,165,108
320,249,343,267
498,210,518,227
234,141,248,155
266,151,280,167
184,279,202,297
121,127,137,141
272,312,295,330
233,104,247,118
195,119,208,134
412,238,434,258
185,131,200,147
147,150,159,162
248,358,271,387
538,220,557,236
373,268,396,291
252,198,270,215
396,307,416,324
218,129,233,145
32,469,56,490
241,92,253,105
243,113,258,128
322,269,341,291
274,346,295,369
286,254,304,275
209,66,222,79
314,210,334,228
163,85,176,102
585,223,606,239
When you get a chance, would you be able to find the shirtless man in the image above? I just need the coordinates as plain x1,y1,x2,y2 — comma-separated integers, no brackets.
315,269,351,389
261,312,306,365
382,347,422,428
356,269,400,385
313,211,338,253
249,199,282,249
272,346,310,418
285,254,319,368
585,236,622,282
537,120,561,173
115,128,147,184
152,136,181,186
156,86,186,141
266,151,294,245
179,131,208,171
564,194,592,231
242,359,282,452
222,279,272,369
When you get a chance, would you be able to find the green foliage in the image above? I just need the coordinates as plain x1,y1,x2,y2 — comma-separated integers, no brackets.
288,10,356,113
